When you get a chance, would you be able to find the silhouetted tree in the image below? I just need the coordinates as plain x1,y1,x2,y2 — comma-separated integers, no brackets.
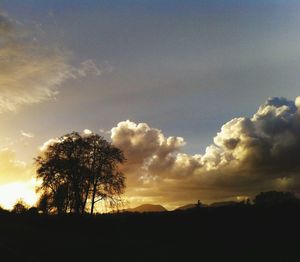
27,207,39,215
37,193,51,214
197,200,203,208
0,205,9,214
84,134,125,214
35,132,90,214
254,191,299,207
12,199,28,214
35,132,126,215
52,183,70,214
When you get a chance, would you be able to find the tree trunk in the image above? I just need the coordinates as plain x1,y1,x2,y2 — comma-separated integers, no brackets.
82,182,90,214
90,181,97,215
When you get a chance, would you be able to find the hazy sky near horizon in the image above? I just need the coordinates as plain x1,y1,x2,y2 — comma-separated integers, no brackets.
1,1,300,209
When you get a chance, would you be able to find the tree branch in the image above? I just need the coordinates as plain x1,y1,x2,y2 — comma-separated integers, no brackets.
94,197,104,203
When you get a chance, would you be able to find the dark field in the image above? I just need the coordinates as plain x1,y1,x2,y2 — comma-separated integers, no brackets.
0,206,299,262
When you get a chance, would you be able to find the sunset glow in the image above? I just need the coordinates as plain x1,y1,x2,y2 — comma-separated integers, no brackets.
0,179,38,209
1,1,300,211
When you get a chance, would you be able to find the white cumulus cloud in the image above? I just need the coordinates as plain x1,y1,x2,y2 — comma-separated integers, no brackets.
109,97,300,208
37,97,300,209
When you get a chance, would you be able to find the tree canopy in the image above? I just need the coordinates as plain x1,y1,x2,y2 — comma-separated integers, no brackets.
253,191,299,207
35,132,126,215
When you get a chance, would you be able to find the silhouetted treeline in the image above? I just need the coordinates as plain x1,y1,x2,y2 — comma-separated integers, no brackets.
4,190,300,216
253,190,299,207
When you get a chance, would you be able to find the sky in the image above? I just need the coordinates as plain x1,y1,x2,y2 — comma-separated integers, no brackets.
1,1,300,210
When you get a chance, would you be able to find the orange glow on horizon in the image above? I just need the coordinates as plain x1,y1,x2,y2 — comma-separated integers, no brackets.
0,179,38,210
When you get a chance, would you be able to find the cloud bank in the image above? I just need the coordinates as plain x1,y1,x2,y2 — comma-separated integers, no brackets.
38,97,300,209
0,11,111,113
110,97,300,208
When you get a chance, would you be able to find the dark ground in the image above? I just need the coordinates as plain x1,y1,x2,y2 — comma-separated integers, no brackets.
0,206,299,262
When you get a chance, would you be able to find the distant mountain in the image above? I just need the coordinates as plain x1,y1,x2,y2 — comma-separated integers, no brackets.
209,201,239,207
175,203,208,211
175,204,197,211
124,204,167,213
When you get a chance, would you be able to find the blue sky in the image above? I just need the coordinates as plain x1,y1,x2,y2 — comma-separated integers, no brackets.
2,0,300,158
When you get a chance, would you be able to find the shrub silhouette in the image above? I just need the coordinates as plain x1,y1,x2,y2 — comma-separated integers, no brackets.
27,207,39,215
12,199,28,214
253,191,299,207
